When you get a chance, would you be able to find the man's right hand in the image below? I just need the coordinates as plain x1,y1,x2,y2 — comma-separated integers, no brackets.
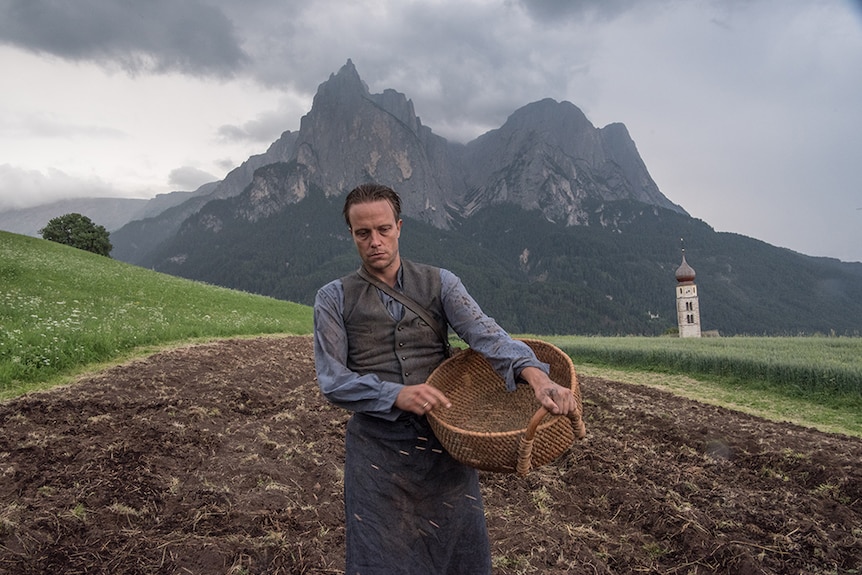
395,383,451,415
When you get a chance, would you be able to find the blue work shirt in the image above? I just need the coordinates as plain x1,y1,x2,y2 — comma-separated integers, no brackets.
313,266,549,420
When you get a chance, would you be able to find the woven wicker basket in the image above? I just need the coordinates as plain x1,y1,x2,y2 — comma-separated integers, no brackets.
426,339,586,476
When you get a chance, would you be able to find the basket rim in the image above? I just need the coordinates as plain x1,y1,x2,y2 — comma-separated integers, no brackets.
427,407,567,438
425,338,577,435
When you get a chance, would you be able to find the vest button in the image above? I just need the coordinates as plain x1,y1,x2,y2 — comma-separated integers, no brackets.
398,342,404,347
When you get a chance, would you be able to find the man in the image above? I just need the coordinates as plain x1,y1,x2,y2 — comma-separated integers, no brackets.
313,183,577,575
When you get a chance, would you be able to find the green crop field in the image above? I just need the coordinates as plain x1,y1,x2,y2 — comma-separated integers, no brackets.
546,335,862,395
542,335,862,437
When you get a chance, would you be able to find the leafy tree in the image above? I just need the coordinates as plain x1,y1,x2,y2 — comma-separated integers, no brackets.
39,213,113,257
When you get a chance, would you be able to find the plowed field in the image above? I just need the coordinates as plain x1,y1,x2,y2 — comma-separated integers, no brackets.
1,336,859,574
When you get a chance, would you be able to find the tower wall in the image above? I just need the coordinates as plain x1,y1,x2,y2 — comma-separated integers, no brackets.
676,282,701,338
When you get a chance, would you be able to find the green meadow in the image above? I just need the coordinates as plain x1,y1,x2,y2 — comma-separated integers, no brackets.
2,230,860,436
0,231,312,397
544,335,862,437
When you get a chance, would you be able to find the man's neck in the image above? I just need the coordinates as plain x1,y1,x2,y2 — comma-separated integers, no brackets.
365,258,401,287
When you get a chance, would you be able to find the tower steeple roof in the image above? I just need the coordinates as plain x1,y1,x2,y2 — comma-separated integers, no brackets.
675,250,696,283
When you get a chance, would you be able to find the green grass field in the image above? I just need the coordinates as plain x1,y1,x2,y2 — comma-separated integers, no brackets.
0,231,313,397
545,335,862,396
3,230,860,436
542,335,862,437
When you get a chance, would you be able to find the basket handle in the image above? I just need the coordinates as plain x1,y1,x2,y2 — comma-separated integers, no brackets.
516,407,549,476
516,407,586,476
570,407,587,439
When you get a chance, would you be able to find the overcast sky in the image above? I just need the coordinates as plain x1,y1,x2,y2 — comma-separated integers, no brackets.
1,0,860,262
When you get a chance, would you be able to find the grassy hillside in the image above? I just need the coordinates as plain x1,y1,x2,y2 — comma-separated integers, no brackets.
0,231,313,397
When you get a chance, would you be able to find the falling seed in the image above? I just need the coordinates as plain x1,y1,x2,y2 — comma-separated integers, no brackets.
431,448,443,454
443,502,453,508
429,520,440,528
465,494,477,501
415,446,426,451
399,450,410,456
417,436,428,441
354,514,363,522
371,464,379,470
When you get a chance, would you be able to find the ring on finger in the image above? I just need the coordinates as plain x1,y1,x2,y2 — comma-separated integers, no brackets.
422,401,429,409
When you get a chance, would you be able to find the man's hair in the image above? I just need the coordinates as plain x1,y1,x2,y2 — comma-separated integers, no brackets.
343,183,402,228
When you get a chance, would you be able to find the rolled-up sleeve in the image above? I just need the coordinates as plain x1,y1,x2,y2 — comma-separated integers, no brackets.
313,280,403,420
440,269,548,391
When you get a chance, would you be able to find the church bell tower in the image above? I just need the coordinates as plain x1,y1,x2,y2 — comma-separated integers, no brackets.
675,248,701,338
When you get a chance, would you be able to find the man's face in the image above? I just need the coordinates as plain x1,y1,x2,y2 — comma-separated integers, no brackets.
347,199,402,276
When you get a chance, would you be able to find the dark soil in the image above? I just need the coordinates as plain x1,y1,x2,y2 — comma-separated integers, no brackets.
1,336,860,574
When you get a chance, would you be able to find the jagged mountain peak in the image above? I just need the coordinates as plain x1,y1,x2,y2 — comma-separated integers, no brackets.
304,60,423,140
503,98,593,134
112,60,683,262
236,60,455,227
312,59,370,106
459,96,683,222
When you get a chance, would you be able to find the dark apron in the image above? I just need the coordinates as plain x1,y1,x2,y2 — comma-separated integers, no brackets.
344,413,492,575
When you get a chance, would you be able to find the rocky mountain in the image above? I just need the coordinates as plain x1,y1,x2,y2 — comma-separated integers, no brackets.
4,59,683,261
6,60,862,335
107,59,684,265
118,61,861,336
459,98,684,223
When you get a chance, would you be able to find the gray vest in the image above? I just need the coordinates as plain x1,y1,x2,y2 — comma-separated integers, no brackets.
342,260,448,386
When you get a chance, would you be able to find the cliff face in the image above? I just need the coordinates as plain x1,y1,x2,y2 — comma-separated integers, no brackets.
271,61,683,226
460,99,684,224
245,59,457,228
104,59,681,263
